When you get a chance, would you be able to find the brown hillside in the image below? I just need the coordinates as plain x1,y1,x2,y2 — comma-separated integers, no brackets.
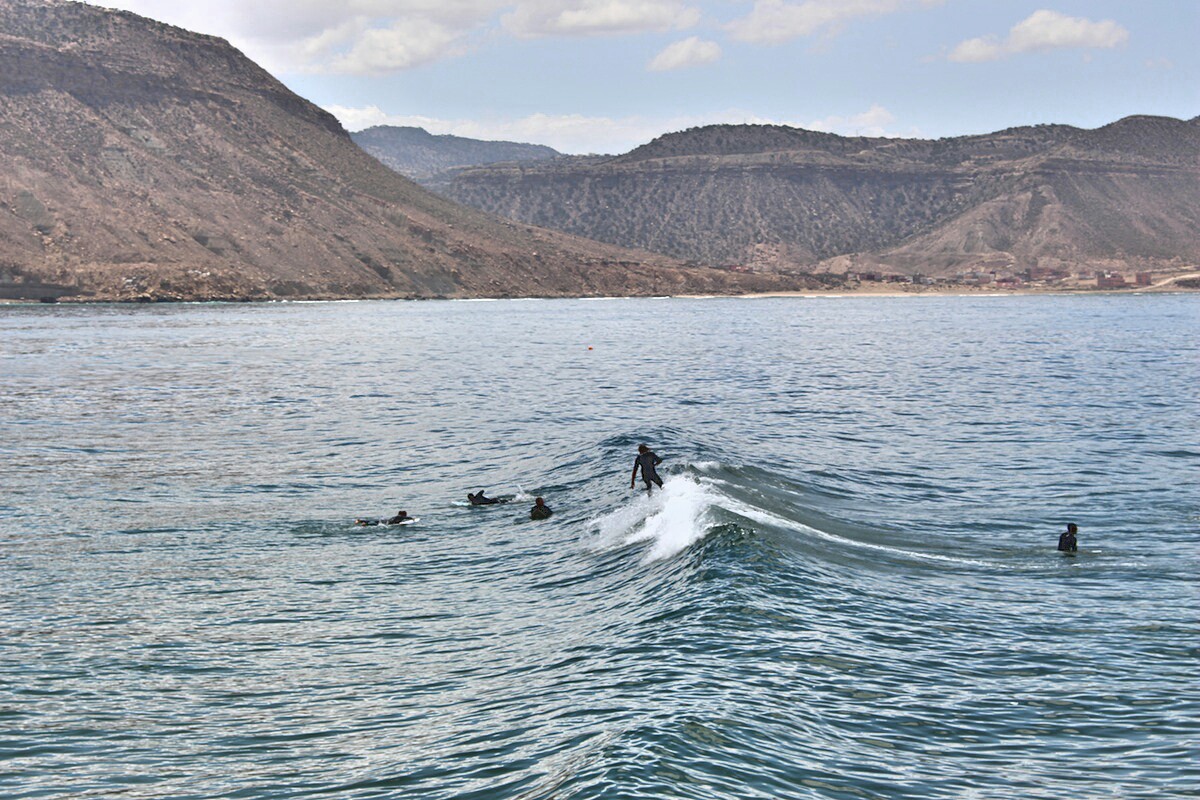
0,0,806,301
425,117,1200,276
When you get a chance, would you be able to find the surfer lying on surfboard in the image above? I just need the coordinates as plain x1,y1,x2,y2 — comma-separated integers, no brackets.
355,510,417,526
467,491,508,506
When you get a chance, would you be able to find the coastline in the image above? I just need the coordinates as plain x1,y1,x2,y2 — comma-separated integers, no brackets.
724,285,1200,299
724,271,1200,299
2,272,1196,305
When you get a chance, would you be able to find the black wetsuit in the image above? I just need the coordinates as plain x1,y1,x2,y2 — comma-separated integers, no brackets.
469,493,502,506
1058,531,1077,552
386,514,410,525
530,504,552,520
634,451,664,488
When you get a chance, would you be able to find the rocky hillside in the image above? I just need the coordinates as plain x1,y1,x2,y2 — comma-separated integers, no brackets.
352,126,560,181
425,116,1200,275
0,0,806,301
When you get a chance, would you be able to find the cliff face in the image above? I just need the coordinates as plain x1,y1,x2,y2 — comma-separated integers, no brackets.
0,0,802,301
351,127,560,182
424,117,1200,275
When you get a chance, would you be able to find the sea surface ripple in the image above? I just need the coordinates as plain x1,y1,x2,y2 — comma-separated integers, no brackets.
2,296,1197,799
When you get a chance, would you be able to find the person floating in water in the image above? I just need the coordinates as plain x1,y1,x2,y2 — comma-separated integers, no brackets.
468,491,504,506
1058,522,1078,552
630,443,664,493
530,497,552,520
386,510,412,525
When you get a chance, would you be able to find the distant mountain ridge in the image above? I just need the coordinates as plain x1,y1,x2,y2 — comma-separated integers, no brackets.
0,0,801,301
423,115,1200,275
352,126,560,181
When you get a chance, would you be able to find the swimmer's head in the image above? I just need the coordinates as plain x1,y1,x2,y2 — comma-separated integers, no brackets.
638,444,648,453
1066,522,1077,533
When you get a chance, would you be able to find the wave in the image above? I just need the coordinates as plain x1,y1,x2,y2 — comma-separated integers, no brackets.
587,459,992,569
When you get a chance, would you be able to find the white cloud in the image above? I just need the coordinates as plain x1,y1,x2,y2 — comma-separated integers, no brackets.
328,103,911,153
727,0,942,45
91,0,705,74
647,37,722,71
91,1,499,73
949,10,1129,63
329,20,469,74
806,104,897,136
502,0,700,38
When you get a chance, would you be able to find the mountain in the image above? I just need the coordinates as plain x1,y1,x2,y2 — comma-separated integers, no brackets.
0,0,803,301
351,126,560,181
424,116,1200,275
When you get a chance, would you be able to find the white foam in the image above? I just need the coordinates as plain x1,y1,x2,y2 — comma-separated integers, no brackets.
592,475,718,562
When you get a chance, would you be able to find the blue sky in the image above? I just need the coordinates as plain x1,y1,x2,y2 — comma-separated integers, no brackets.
93,1,1198,153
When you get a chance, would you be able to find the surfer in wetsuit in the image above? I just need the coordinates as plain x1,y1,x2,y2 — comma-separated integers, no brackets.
468,491,503,506
630,444,664,493
530,497,552,520
1058,522,1078,552
386,510,412,525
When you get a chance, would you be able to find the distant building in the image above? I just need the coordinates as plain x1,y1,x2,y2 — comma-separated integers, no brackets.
1097,274,1127,289
1026,266,1068,282
1135,272,1153,286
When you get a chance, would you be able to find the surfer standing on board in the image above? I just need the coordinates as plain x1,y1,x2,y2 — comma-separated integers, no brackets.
631,444,664,494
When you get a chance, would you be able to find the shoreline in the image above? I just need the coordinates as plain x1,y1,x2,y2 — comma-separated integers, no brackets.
722,285,1200,299
2,276,1197,305
3,288,1198,305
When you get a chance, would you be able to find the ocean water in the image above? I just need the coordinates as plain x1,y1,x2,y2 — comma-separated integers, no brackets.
2,295,1197,800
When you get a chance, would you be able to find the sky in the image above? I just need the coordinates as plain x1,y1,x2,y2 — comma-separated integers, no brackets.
88,0,1199,154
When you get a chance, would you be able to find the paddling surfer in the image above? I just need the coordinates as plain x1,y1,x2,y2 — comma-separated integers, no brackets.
468,490,503,506
631,444,664,493
355,509,412,526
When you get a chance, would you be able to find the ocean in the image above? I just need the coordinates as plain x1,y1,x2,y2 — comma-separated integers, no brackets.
2,295,1197,799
